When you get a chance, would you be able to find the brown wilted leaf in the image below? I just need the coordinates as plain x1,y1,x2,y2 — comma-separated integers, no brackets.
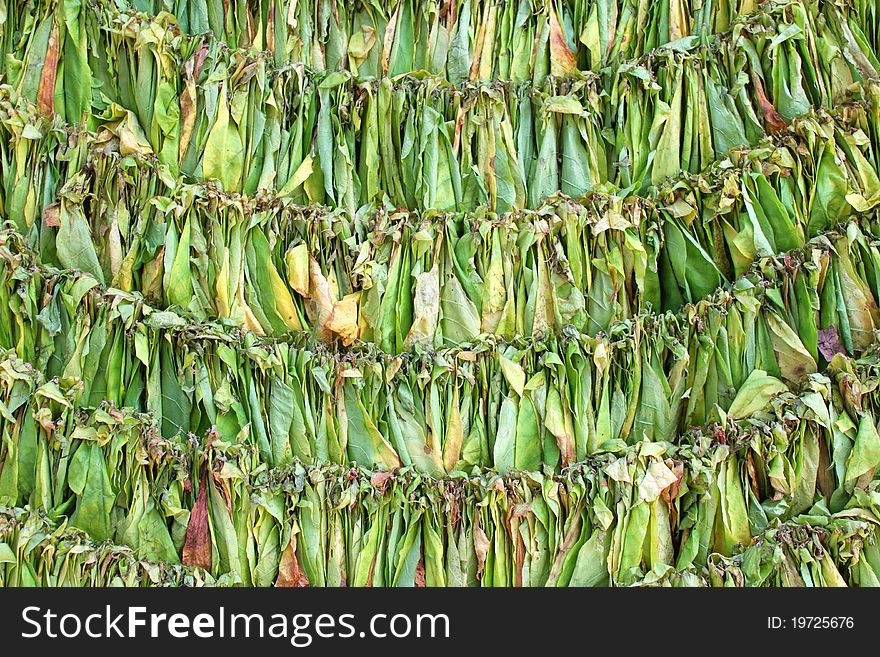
449,494,461,530
746,453,760,499
179,83,197,162
178,47,206,162
839,372,863,415
43,203,61,228
751,72,787,134
656,460,685,532
381,5,399,77
453,107,465,153
37,24,60,117
276,536,311,587
415,554,426,587
468,20,487,81
370,470,395,492
816,434,835,501
212,470,233,517
513,530,526,588
182,469,212,571
474,523,490,580
365,551,378,587
660,460,686,510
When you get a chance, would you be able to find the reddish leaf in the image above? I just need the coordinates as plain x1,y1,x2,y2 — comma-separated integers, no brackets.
43,203,60,228
745,453,760,499
365,551,378,587
514,532,526,588
660,460,685,510
474,524,489,580
751,73,787,134
370,470,394,492
468,20,487,80
818,327,847,361
37,24,60,117
212,470,233,517
548,4,578,77
181,469,212,571
449,494,461,530
276,536,310,587
179,46,209,162
546,512,582,584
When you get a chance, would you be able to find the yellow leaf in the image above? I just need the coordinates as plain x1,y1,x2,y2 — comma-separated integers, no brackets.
286,244,310,297
348,26,377,60
179,79,197,162
328,293,360,346
269,264,303,331
500,354,525,397
115,109,153,156
442,386,463,472
549,4,578,77
236,273,265,336
309,256,336,340
405,264,440,348
278,155,314,197
481,234,506,333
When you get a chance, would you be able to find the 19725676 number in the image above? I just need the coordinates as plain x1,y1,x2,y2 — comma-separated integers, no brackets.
768,617,854,630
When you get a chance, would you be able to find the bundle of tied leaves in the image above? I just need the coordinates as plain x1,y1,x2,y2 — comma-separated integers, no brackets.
1,0,880,587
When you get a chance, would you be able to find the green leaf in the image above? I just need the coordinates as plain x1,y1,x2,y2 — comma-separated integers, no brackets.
69,444,115,542
56,205,104,284
845,415,880,489
493,396,518,473
440,271,480,344
202,88,244,191
727,370,787,420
